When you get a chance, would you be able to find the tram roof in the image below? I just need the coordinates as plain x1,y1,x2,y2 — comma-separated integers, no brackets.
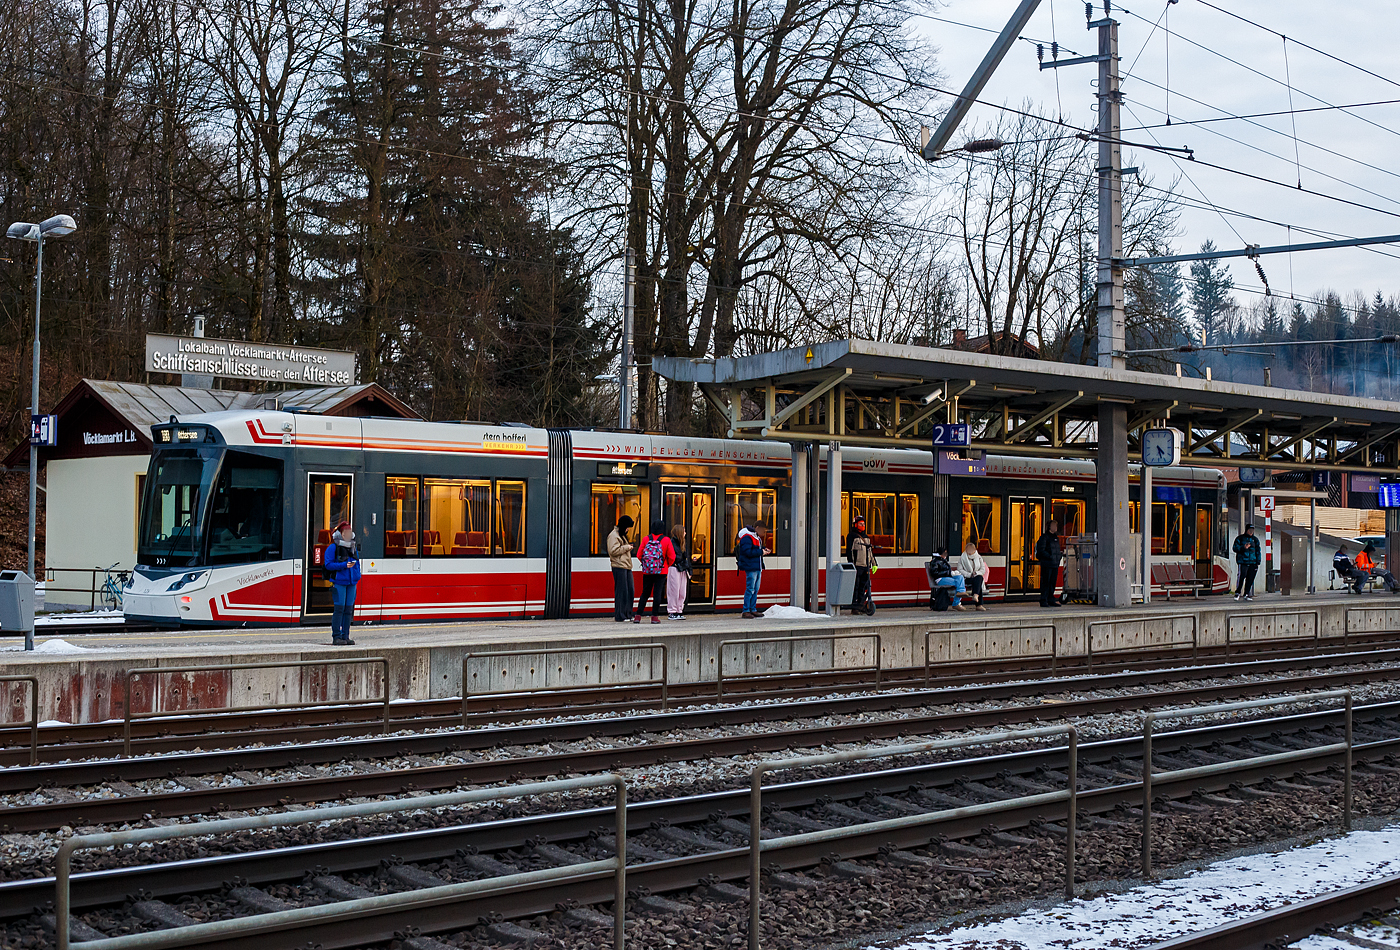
653,339,1400,474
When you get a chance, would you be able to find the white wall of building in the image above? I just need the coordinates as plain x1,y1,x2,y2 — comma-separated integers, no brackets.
45,455,148,608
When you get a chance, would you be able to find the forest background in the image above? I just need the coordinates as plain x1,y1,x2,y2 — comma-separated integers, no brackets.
2,0,1398,453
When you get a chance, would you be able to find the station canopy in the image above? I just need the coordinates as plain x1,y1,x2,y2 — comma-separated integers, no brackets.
653,339,1400,474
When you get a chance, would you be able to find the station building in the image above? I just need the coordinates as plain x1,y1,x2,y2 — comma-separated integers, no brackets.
3,378,416,609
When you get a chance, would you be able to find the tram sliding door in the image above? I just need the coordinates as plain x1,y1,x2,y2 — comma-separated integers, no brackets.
304,475,353,619
1006,496,1044,596
1194,504,1214,581
661,485,717,609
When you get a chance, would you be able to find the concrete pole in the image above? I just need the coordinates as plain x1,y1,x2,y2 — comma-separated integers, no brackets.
790,443,808,608
25,234,42,653
1308,497,1316,593
620,248,635,430
825,441,842,616
807,444,822,613
1141,463,1152,603
1094,9,1130,607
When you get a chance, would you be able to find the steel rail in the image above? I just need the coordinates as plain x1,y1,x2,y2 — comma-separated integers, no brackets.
1,670,1397,831
18,725,1399,949
1147,871,1400,950
6,634,1399,761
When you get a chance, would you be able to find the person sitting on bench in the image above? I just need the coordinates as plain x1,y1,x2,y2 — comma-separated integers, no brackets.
1357,542,1400,593
1334,544,1367,593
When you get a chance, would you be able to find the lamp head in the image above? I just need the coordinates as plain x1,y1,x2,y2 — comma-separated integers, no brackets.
6,222,38,241
39,215,77,237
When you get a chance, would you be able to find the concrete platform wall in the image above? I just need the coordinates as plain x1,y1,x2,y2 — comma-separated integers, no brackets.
0,599,1383,724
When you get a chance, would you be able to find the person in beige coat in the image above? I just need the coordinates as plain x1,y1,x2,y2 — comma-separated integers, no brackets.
607,516,636,621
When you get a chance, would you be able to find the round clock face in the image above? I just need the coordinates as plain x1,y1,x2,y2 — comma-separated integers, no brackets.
1143,430,1176,466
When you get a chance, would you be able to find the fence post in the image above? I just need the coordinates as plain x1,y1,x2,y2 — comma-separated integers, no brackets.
614,776,627,950
1066,726,1077,900
380,658,391,734
1141,714,1154,877
1344,691,1353,832
749,766,765,950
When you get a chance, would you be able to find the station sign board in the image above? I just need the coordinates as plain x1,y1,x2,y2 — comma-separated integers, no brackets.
1352,474,1381,493
930,423,971,448
937,450,985,476
29,414,56,446
1256,495,1276,514
146,333,357,385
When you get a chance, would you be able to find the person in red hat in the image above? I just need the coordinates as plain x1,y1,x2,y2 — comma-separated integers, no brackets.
324,520,361,644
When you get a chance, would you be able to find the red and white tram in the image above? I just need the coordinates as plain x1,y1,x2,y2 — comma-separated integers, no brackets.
122,411,1229,626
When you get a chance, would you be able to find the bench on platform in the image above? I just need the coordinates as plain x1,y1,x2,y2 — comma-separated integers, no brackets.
1150,562,1208,599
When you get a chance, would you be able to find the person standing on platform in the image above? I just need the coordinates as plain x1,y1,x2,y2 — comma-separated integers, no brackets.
635,526,675,623
847,517,876,615
1232,523,1261,600
325,521,360,645
607,515,636,621
736,522,769,618
667,524,691,619
1035,520,1062,607
957,539,990,611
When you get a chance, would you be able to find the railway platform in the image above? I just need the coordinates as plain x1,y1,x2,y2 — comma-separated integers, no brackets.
0,590,1394,724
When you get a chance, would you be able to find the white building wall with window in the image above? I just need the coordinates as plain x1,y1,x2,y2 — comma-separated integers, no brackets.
45,455,148,609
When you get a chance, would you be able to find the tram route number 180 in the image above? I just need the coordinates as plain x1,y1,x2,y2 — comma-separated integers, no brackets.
930,423,971,448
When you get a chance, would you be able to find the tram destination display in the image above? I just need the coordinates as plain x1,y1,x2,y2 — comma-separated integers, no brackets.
146,333,357,385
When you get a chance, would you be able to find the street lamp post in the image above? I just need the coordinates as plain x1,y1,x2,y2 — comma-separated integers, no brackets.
7,214,77,650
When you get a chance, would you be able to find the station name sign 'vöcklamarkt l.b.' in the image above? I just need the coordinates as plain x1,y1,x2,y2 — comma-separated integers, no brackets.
145,333,357,385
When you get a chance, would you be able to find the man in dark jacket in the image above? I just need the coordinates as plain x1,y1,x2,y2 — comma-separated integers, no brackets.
1232,523,1261,600
847,517,876,615
736,523,768,617
324,521,361,645
1335,544,1366,594
1035,520,1062,607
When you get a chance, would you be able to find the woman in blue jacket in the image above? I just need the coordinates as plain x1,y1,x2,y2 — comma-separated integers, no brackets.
324,520,361,644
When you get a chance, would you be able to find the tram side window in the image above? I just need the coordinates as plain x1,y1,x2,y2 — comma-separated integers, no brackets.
961,495,1001,555
496,481,526,556
422,478,491,557
1052,499,1086,544
897,494,919,554
590,484,649,556
207,454,283,565
727,488,777,555
844,492,897,554
1152,502,1185,555
1129,501,1140,534
384,477,420,557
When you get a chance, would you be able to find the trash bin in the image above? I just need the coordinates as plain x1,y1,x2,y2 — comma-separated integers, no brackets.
0,571,35,633
827,563,857,611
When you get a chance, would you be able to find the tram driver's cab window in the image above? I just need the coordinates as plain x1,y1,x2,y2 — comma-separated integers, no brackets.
961,495,1002,555
726,488,777,555
590,484,649,556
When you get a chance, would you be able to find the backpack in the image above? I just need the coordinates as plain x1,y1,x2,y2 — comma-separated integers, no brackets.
323,543,347,582
640,535,667,574
1034,534,1049,563
931,587,952,612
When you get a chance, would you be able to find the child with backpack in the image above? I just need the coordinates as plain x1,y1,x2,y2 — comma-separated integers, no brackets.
634,527,676,623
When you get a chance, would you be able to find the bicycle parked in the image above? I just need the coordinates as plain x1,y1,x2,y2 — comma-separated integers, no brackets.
98,563,131,610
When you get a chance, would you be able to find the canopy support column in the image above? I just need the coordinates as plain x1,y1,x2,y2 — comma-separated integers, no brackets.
825,441,842,616
790,443,810,609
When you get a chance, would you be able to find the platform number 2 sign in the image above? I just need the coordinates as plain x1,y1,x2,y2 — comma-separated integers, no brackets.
1256,496,1276,514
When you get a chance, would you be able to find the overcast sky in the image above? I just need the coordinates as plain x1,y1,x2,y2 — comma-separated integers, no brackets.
923,0,1400,318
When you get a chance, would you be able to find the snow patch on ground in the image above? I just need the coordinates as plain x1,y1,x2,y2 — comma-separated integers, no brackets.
872,826,1400,949
0,638,89,654
763,605,830,620
37,609,123,626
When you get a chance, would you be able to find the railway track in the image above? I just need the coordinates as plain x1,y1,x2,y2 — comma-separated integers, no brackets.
5,633,1400,766
4,661,1400,831
3,698,1393,950
1149,872,1400,949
